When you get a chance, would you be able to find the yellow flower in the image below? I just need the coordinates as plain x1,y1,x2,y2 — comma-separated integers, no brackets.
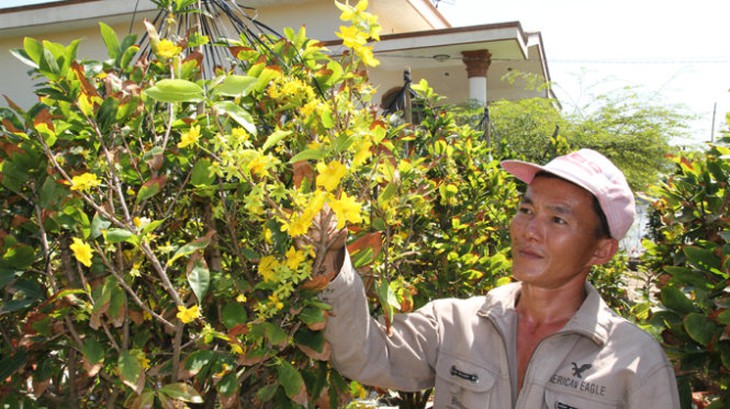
338,0,369,22
336,25,367,48
284,213,313,238
329,192,362,229
236,293,247,303
268,294,284,310
70,238,94,267
258,255,279,283
353,140,373,167
247,152,278,178
353,44,380,67
156,39,182,59
178,125,201,149
70,172,101,192
316,160,347,192
285,246,307,271
176,304,200,324
137,351,151,370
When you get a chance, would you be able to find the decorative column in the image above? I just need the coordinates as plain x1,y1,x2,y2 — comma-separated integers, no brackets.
461,49,492,105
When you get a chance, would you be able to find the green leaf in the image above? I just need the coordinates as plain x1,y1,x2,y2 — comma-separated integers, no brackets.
96,98,119,134
187,259,210,303
213,101,257,135
212,75,256,97
144,79,204,103
135,176,166,205
262,129,292,152
191,158,216,186
105,228,137,244
1,279,42,313
333,131,356,153
288,148,326,164
182,350,215,377
683,313,716,346
684,245,722,271
221,302,248,329
82,338,105,366
23,37,43,66
0,349,28,380
293,327,325,354
141,219,165,236
298,307,325,327
1,243,35,270
118,350,143,392
129,390,155,409
159,383,203,403
377,183,398,207
168,234,212,266
660,286,696,314
10,47,38,69
376,279,400,333
120,44,140,70
216,372,239,397
89,214,112,240
275,360,306,402
60,38,81,77
107,280,127,327
252,322,287,347
256,384,279,403
99,22,121,60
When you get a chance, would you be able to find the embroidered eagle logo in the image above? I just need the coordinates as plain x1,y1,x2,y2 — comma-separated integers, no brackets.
571,362,592,378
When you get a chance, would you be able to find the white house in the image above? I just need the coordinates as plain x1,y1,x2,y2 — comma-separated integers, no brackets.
0,0,555,110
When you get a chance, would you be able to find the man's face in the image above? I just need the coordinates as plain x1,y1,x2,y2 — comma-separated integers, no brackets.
509,176,614,289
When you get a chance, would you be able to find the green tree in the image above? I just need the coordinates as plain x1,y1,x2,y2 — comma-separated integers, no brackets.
488,84,689,193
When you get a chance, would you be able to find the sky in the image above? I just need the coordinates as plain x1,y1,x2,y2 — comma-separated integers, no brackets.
437,0,730,146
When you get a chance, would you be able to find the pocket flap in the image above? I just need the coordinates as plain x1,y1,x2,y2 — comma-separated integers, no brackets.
435,355,496,392
544,388,619,409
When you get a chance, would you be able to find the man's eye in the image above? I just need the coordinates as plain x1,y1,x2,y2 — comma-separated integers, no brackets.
518,207,531,215
552,217,566,225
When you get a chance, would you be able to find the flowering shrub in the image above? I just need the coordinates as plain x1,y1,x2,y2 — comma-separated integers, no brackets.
642,143,730,408
0,1,520,407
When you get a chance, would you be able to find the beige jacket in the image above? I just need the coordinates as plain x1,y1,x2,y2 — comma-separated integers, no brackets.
321,252,680,409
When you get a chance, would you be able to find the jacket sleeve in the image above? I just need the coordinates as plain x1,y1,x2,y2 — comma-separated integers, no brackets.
320,250,440,392
626,360,680,408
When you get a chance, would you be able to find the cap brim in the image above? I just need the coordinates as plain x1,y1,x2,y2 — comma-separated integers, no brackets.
500,160,547,185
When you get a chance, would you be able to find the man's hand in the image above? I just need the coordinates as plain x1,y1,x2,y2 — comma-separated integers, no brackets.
298,206,347,280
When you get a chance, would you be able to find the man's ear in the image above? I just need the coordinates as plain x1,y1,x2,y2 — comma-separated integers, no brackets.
591,238,619,266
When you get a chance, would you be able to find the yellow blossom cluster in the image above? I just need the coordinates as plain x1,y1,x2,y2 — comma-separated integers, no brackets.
177,124,201,149
70,238,94,267
70,172,101,192
285,191,326,237
176,304,200,324
267,76,316,107
155,39,182,59
316,160,347,192
335,0,381,67
254,246,312,318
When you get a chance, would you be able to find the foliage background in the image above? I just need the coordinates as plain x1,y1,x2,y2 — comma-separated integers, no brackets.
0,1,725,408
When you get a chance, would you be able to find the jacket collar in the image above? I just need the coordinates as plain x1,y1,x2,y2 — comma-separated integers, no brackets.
479,282,611,346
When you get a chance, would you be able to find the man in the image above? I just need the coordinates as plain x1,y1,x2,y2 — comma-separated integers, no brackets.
312,149,680,408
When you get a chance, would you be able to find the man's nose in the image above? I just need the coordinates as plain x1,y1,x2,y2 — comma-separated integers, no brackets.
523,217,543,241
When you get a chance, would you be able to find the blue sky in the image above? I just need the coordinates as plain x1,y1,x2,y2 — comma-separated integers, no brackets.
438,0,730,145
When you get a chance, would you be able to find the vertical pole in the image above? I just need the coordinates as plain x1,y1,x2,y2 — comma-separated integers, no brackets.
404,68,413,124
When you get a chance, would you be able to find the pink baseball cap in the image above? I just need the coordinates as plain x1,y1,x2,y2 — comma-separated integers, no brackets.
501,149,636,240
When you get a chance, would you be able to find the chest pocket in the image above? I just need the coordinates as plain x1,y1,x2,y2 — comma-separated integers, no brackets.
544,388,620,409
435,355,498,409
